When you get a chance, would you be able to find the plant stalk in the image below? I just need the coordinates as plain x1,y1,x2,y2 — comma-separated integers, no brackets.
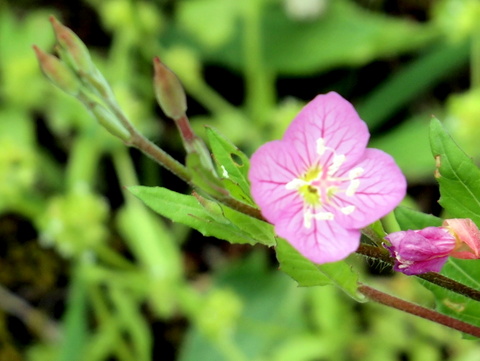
358,283,480,338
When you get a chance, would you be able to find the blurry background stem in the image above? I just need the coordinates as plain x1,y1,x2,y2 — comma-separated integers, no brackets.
0,284,61,343
471,28,480,89
242,0,275,125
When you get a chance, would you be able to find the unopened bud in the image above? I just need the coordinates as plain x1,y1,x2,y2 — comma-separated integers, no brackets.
91,104,130,141
49,16,93,73
33,45,80,95
153,57,187,120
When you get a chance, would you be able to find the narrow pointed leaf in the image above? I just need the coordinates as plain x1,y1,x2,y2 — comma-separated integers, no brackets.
129,186,275,246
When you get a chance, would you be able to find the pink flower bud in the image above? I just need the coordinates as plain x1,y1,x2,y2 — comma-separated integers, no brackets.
153,57,187,120
385,218,480,275
49,16,93,73
33,45,80,95
384,228,455,275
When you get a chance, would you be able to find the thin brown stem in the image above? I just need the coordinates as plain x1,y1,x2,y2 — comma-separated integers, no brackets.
358,283,480,338
418,272,480,303
357,243,480,303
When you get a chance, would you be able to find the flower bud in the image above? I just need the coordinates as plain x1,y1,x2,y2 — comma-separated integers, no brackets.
49,16,93,74
91,103,131,141
384,218,480,275
33,45,80,95
384,227,455,275
153,57,187,120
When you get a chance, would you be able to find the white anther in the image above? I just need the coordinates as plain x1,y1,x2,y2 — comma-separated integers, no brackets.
285,178,308,190
303,210,334,229
340,205,355,215
328,154,346,175
316,138,326,155
346,179,360,196
349,167,364,179
314,212,335,220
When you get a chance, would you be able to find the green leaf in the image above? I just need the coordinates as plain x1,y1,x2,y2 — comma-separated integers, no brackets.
185,152,225,197
129,186,275,247
394,206,442,230
276,238,364,301
429,118,480,225
183,0,437,76
205,126,254,205
369,116,435,182
357,41,469,130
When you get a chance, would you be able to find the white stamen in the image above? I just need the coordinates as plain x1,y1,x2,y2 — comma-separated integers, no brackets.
346,179,360,196
328,154,346,175
316,138,326,155
286,178,308,190
303,210,334,229
304,210,313,228
221,165,229,178
349,167,364,179
340,205,355,215
314,211,335,220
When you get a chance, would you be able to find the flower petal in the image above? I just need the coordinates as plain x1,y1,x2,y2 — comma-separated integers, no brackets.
386,228,455,260
443,218,480,258
275,207,360,263
249,140,304,224
333,148,407,229
393,256,449,276
283,92,370,172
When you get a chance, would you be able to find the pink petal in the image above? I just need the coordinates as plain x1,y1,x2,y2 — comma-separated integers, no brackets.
394,256,449,276
249,140,305,224
283,92,370,172
333,148,407,229
443,219,480,258
275,206,361,263
386,228,455,260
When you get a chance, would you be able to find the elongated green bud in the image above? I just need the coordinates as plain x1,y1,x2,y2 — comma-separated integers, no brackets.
153,57,187,120
91,103,131,141
49,15,93,73
33,45,80,95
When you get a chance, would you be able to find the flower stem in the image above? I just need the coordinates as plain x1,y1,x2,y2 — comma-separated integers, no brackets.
98,94,193,184
358,283,480,338
242,0,274,124
471,27,480,89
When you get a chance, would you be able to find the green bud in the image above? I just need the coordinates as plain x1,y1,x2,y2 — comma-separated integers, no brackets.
49,16,93,74
91,103,131,141
33,45,80,95
153,57,187,120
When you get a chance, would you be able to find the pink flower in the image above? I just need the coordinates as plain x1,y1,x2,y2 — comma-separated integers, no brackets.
248,92,406,264
385,219,480,275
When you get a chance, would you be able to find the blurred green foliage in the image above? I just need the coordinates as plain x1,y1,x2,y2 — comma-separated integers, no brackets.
2,0,480,360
